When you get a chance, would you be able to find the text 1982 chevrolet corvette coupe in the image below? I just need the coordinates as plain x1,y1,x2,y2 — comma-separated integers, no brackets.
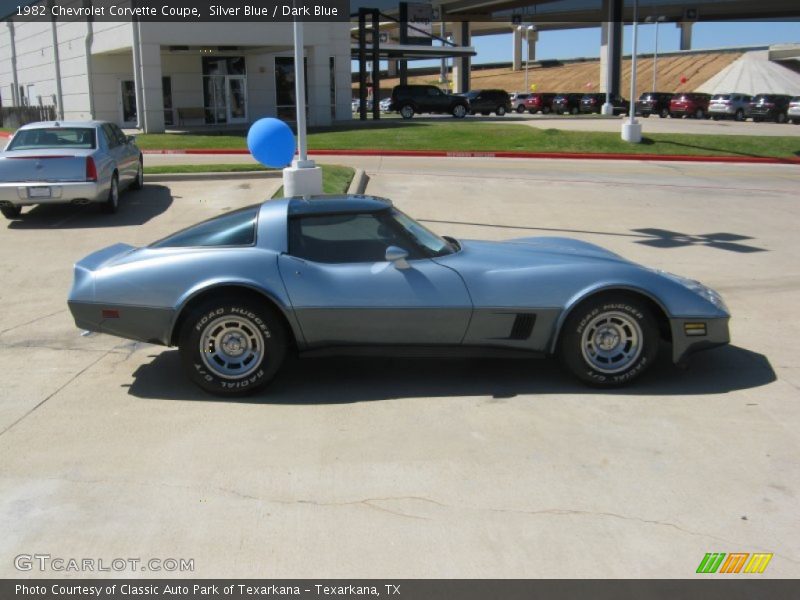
68,195,730,396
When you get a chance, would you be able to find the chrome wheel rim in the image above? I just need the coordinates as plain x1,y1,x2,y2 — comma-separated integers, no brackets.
199,315,265,379
454,105,466,117
580,311,643,374
401,106,413,118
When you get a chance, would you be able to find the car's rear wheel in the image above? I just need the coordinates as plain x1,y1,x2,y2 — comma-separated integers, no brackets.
399,104,414,119
452,104,467,118
496,106,506,116
105,173,119,214
1,205,22,219
516,105,525,113
659,108,669,118
542,106,551,114
695,108,705,119
131,157,144,190
558,294,659,387
179,297,287,397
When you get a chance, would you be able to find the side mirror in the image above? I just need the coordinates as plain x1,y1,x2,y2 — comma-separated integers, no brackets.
385,246,410,269
127,135,136,144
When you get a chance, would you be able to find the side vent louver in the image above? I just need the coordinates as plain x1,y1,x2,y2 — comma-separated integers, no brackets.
509,314,536,340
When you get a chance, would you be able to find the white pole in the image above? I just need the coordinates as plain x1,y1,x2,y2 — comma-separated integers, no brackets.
524,28,529,91
628,0,638,125
653,20,659,92
293,18,311,166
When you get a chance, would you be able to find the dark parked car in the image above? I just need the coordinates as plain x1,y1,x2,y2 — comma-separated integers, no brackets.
669,93,711,119
551,93,583,115
523,93,557,114
636,92,674,118
748,94,792,123
388,85,469,119
708,93,752,121
580,93,628,115
461,89,511,116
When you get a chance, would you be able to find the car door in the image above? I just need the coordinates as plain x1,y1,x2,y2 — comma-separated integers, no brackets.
277,211,472,347
110,123,137,182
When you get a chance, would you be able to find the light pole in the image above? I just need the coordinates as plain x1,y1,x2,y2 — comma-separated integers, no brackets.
646,15,666,92
621,0,642,142
517,24,535,92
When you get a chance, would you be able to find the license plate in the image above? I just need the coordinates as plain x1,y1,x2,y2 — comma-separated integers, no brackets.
28,186,51,198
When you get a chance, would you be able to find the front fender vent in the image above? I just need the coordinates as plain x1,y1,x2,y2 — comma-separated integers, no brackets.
509,313,536,340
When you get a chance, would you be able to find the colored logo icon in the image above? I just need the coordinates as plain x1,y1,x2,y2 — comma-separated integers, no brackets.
696,553,773,574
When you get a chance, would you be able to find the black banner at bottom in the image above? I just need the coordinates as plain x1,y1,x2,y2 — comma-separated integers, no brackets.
3,579,800,600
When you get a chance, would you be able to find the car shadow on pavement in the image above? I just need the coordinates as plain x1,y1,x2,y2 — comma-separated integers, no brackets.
5,185,173,229
127,344,775,404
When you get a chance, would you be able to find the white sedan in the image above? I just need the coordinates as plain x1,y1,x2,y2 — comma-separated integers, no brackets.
0,120,143,219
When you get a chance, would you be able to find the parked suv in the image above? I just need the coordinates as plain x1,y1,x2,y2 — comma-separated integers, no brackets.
524,93,557,114
462,89,511,116
748,94,792,123
389,85,469,119
789,97,800,125
669,93,711,119
551,93,583,115
708,93,752,121
510,92,532,113
636,92,674,118
580,93,628,115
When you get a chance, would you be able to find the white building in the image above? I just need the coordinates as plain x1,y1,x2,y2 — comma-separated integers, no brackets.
0,19,354,131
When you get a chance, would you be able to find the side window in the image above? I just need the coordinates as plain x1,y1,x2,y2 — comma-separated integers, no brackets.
289,212,422,264
111,124,127,146
150,205,258,248
427,87,441,97
102,124,118,149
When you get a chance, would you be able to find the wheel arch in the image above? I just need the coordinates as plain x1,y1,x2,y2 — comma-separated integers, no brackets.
549,285,672,354
168,283,301,349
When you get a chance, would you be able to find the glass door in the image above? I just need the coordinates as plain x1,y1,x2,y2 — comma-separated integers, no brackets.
226,76,247,123
120,80,137,125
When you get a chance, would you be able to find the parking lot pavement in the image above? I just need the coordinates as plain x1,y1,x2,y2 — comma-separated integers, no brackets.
1,158,798,578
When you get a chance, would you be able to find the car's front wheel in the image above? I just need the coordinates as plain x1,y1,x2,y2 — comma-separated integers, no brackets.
558,294,659,387
1,205,22,219
399,104,414,119
659,108,669,118
452,104,467,118
131,157,144,190
104,173,119,214
516,105,525,113
179,297,287,396
496,106,506,116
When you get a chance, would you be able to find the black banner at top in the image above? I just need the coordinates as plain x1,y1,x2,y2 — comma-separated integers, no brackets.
3,0,349,22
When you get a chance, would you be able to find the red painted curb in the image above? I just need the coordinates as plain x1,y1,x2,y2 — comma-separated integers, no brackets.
0,132,10,139
141,147,800,165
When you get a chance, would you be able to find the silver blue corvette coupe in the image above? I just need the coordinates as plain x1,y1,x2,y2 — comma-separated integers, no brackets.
68,195,730,396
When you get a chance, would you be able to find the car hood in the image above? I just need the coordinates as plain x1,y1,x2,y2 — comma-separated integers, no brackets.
450,236,630,267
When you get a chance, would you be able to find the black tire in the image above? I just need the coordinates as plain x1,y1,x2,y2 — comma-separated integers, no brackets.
659,108,669,118
641,113,650,118
776,112,787,124
496,106,506,116
131,157,144,190
1,205,22,219
792,118,800,125
558,293,659,387
695,108,705,119
570,106,579,115
452,104,467,118
105,173,119,214
542,106,551,114
516,105,525,114
735,109,744,121
179,297,287,397
399,104,414,119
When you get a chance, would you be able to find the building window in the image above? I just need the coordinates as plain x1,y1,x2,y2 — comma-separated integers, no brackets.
202,56,247,125
275,56,307,121
330,56,336,120
121,80,137,123
162,76,173,127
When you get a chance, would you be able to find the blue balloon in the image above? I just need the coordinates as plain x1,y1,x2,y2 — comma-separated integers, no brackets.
247,118,296,168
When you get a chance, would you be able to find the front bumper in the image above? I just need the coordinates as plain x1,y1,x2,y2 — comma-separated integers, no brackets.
0,181,102,206
670,317,730,364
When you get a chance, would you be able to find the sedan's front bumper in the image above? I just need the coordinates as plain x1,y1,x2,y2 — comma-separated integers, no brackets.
0,181,102,206
670,317,730,364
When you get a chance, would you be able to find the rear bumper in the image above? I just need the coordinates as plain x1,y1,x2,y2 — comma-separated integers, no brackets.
709,106,736,115
670,317,730,364
0,181,103,206
68,300,174,346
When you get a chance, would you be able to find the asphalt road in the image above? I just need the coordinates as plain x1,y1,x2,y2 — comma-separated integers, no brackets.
1,157,798,578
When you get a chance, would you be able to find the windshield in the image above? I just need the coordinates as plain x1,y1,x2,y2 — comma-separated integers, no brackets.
464,91,480,99
390,209,455,257
8,127,96,150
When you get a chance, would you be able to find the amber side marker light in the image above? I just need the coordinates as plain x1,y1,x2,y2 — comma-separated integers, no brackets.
684,323,707,336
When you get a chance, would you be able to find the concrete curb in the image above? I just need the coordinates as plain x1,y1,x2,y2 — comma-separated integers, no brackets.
144,170,279,183
141,148,800,165
347,168,369,194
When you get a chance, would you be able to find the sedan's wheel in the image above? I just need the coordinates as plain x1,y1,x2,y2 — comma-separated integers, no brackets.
131,158,144,190
1,205,22,219
558,294,659,387
660,108,669,118
542,106,551,114
105,173,119,214
496,106,506,116
516,105,525,114
179,298,287,396
452,104,467,118
399,104,414,119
